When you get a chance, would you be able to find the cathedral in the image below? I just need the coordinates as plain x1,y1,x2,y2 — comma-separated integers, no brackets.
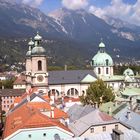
14,32,139,98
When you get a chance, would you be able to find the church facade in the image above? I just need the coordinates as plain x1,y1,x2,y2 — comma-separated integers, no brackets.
14,33,139,98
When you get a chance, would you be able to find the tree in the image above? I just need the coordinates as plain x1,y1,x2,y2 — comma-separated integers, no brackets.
80,79,115,106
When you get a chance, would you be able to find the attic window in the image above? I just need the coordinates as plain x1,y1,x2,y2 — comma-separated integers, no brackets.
43,133,46,137
28,134,31,138
115,124,118,130
102,126,106,132
90,127,94,133
54,134,60,140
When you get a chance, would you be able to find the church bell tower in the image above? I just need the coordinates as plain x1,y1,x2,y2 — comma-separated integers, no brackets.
25,32,48,94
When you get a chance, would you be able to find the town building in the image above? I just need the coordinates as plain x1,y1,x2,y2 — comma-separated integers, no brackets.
13,33,140,98
0,89,24,113
67,104,130,137
3,89,74,140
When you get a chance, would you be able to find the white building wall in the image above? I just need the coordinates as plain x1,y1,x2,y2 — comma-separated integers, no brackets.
82,123,129,137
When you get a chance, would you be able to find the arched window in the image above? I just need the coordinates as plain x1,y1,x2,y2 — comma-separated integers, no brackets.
54,134,60,140
98,68,101,74
67,88,79,97
48,89,60,97
106,68,109,74
106,59,109,66
38,60,42,71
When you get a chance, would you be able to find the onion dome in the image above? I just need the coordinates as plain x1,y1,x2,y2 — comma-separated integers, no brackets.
91,42,113,67
26,46,32,57
31,46,46,55
28,39,34,46
34,31,42,41
26,39,34,57
31,32,46,55
123,68,134,76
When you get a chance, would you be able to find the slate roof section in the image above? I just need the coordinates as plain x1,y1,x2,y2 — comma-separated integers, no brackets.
115,107,140,132
13,70,97,85
48,70,97,84
67,104,96,123
0,89,24,97
69,109,118,136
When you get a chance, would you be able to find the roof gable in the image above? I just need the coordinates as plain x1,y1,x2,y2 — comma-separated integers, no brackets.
81,74,97,83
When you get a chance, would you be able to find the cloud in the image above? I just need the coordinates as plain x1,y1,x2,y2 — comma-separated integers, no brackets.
62,0,89,10
21,0,44,7
89,0,140,26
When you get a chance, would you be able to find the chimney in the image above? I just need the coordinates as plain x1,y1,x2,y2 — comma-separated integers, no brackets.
50,93,55,105
68,98,72,103
51,106,54,118
112,129,124,140
27,94,30,102
114,101,117,107
108,107,112,115
126,111,131,120
64,65,67,71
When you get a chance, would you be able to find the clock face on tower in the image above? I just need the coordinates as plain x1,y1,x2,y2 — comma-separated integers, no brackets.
37,75,44,82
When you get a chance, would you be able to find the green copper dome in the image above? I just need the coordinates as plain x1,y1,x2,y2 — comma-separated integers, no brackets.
123,68,134,76
92,52,113,66
91,42,113,67
99,42,105,48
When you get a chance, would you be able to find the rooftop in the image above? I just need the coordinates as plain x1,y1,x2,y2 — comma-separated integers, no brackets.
69,109,118,136
115,107,140,132
3,103,72,139
0,89,24,97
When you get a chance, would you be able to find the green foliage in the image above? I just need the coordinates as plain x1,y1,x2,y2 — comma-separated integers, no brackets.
80,79,115,106
0,78,15,89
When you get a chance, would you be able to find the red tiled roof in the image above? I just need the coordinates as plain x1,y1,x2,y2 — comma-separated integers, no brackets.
43,95,51,102
14,97,22,104
13,74,26,85
53,108,69,119
27,102,68,119
64,97,80,103
99,111,114,121
14,88,38,104
3,104,72,139
27,102,51,111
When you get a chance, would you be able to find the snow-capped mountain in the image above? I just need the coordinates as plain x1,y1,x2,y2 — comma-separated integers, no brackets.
0,1,140,61
103,16,140,41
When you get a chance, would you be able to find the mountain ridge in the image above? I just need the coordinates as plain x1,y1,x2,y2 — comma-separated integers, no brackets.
0,1,139,69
